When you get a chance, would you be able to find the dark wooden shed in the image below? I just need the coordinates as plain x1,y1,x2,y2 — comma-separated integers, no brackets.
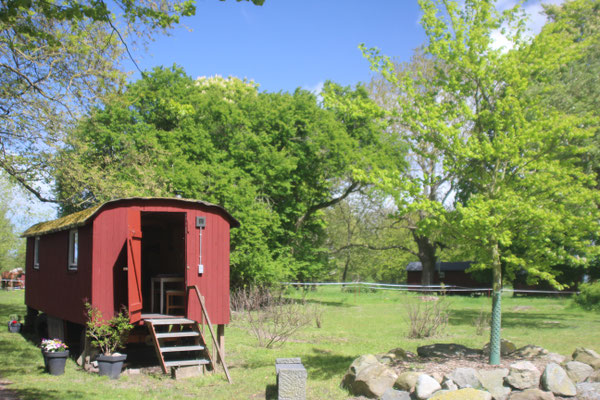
22,197,239,374
406,261,483,288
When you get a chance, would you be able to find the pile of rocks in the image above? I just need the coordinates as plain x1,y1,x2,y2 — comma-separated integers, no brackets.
341,343,600,400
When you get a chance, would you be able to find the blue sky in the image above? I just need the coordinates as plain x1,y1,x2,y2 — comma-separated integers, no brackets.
19,0,562,227
133,1,426,93
131,0,560,94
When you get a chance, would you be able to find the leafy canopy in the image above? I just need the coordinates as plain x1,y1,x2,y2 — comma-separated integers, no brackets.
0,0,261,202
56,66,399,286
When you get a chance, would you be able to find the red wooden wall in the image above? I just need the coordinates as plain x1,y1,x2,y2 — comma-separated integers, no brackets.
91,199,232,324
25,225,93,325
26,198,234,327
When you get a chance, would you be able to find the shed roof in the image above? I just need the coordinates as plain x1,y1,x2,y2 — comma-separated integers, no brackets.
406,261,473,272
22,197,240,237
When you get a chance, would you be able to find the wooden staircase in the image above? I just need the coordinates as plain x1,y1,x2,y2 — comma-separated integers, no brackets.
145,317,214,374
144,286,232,383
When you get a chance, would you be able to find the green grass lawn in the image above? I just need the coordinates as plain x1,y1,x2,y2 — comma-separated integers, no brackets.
0,288,598,399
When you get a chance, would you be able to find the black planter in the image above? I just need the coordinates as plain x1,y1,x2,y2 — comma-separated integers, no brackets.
96,354,127,379
45,350,69,375
7,322,21,333
41,350,48,370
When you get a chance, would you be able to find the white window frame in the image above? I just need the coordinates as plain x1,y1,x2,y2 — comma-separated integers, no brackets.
68,229,78,271
33,236,40,270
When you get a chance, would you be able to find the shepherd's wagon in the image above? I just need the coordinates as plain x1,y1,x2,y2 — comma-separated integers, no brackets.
22,197,239,375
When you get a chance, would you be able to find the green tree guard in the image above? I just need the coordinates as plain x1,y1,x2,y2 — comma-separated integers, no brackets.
489,290,502,365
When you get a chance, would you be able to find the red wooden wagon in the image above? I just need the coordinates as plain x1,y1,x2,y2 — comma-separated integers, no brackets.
22,197,239,375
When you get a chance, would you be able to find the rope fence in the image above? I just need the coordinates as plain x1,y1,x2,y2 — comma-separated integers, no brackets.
280,281,578,296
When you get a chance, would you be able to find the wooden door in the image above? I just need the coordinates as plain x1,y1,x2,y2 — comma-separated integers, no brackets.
127,209,143,323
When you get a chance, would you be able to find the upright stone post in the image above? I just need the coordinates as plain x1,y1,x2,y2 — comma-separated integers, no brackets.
276,358,307,400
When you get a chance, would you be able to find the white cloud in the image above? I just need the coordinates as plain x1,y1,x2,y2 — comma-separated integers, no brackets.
304,81,324,97
490,0,566,51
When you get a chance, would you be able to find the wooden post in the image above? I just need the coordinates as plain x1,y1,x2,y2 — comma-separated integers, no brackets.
215,324,225,365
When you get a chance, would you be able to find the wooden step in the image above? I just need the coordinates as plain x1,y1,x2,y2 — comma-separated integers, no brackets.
164,359,210,368
155,331,200,339
160,345,205,353
145,318,195,325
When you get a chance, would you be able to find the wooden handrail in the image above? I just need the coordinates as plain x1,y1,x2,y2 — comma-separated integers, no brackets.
187,285,232,384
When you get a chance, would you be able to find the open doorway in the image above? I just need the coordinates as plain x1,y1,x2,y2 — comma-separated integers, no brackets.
140,212,186,314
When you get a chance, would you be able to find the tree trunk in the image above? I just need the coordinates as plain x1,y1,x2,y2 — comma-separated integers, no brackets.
341,255,350,285
412,232,438,286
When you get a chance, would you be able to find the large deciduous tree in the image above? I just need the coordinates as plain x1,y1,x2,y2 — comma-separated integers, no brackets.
366,49,455,285
55,67,398,286
362,0,599,364
0,0,261,202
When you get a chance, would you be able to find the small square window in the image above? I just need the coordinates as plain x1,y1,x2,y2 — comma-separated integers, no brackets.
33,237,40,270
68,229,78,271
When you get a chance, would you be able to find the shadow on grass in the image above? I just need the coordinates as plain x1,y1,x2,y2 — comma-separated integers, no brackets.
16,388,76,400
283,297,354,308
449,309,575,329
265,384,277,400
303,348,354,381
0,300,26,321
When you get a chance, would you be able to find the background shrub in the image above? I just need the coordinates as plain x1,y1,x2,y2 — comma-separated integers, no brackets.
574,281,600,311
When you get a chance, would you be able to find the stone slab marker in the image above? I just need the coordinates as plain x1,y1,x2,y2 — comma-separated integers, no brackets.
276,358,307,400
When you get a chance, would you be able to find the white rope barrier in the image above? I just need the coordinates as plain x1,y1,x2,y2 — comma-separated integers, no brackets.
1,278,25,289
280,281,577,295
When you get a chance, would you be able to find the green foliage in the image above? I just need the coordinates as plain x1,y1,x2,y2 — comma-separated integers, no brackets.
84,303,133,356
0,0,262,202
361,0,600,363
56,68,394,286
574,281,600,311
0,174,25,273
362,0,600,289
324,198,413,283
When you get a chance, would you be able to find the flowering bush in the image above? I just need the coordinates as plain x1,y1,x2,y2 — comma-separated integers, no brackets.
41,338,68,353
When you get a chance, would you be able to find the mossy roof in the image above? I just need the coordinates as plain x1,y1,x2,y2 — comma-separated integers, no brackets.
22,197,239,237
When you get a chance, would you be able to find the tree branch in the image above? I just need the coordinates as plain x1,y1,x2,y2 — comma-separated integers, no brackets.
333,242,418,257
295,181,361,230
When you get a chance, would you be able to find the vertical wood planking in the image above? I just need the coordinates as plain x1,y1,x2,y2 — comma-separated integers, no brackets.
25,198,234,327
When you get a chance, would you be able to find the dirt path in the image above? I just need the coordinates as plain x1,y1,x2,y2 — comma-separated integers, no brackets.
0,379,19,400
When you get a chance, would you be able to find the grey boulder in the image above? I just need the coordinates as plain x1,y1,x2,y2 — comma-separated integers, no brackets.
380,387,411,400
511,345,549,359
573,348,600,369
417,343,481,358
576,382,600,400
341,354,379,389
483,339,518,356
507,388,555,400
478,368,511,400
541,363,576,397
448,367,481,389
565,360,594,383
505,361,541,390
415,374,441,400
351,363,398,398
394,371,423,392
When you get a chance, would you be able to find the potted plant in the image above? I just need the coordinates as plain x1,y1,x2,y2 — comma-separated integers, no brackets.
41,338,69,375
7,314,21,333
85,303,133,379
